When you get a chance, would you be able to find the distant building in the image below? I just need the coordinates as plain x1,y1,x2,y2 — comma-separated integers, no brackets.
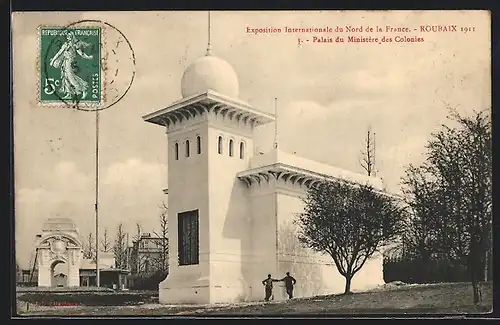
21,218,130,290
18,253,130,290
17,269,37,287
79,253,130,289
127,233,168,276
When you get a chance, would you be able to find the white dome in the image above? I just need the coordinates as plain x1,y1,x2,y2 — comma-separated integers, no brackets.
181,55,239,98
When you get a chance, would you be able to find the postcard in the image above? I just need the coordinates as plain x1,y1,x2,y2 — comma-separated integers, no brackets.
12,10,492,317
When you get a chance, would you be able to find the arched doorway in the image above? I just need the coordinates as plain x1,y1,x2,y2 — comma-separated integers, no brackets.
50,260,68,287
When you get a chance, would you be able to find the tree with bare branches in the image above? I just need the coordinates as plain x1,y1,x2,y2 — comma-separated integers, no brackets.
402,109,492,304
399,166,442,261
113,223,128,269
83,232,96,261
16,260,22,282
153,201,169,273
359,127,377,176
129,222,150,275
297,180,405,294
100,227,112,253
132,223,142,243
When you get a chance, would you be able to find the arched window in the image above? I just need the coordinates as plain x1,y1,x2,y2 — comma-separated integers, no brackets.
229,139,234,157
185,140,190,157
197,136,202,154
217,136,223,154
174,143,179,160
239,142,245,159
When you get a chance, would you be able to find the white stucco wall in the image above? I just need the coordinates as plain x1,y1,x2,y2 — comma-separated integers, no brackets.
159,123,211,303
159,116,257,304
206,125,255,303
247,186,278,301
273,183,384,300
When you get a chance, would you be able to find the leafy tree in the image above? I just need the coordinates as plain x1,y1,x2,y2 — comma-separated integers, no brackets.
402,109,492,304
297,180,404,294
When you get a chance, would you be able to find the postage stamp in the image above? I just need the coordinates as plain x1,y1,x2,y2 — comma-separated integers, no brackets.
38,26,103,108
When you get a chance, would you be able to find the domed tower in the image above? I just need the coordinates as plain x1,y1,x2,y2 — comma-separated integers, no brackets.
180,55,240,99
143,12,274,304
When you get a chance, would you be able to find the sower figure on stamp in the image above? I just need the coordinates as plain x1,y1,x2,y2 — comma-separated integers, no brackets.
280,272,297,299
49,31,93,100
262,274,279,302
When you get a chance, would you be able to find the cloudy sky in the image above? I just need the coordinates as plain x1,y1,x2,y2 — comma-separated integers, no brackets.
12,11,490,268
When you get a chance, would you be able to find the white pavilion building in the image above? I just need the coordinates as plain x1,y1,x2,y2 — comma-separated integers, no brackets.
142,39,386,304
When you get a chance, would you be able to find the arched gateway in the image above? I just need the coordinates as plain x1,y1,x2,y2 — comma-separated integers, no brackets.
36,218,83,287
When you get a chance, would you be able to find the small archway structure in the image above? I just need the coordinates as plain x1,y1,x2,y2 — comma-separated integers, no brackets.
36,218,83,287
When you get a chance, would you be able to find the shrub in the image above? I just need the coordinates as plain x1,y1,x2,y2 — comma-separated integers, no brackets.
383,256,469,284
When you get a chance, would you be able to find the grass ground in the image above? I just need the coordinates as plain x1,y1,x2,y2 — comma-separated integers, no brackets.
17,286,114,293
17,289,157,306
16,282,492,316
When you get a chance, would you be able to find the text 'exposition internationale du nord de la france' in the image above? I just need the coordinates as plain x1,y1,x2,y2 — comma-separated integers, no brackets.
245,24,478,46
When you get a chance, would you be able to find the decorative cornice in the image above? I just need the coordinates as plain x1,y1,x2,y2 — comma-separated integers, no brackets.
142,90,275,132
238,164,324,189
237,163,400,199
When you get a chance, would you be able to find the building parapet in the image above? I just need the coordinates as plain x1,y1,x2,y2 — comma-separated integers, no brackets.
248,149,384,189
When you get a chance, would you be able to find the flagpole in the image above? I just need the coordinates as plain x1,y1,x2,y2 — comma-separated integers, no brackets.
95,108,100,287
373,131,377,177
274,98,278,149
206,11,212,55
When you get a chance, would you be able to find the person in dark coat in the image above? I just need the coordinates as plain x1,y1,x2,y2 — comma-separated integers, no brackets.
262,274,279,301
280,272,297,299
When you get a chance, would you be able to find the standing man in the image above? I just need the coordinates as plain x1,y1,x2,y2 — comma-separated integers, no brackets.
262,274,279,301
280,272,297,299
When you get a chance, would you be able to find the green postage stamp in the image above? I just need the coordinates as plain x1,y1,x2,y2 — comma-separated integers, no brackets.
38,27,102,107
